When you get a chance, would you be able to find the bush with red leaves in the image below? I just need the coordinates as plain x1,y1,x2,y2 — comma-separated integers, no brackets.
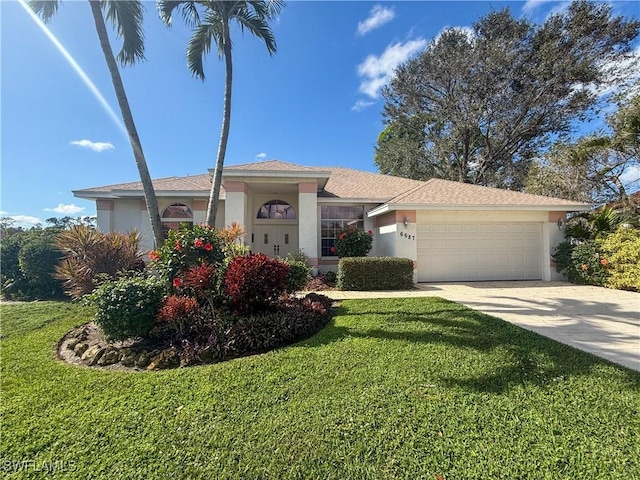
224,254,290,313
157,295,203,334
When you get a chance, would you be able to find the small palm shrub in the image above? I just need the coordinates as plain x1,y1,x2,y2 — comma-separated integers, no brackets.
332,228,373,258
600,227,640,291
89,276,165,341
224,254,290,314
55,226,144,299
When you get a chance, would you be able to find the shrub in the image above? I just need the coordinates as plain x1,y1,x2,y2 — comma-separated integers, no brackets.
224,254,290,314
157,295,203,335
17,230,65,299
552,240,579,283
0,234,23,285
284,259,311,293
286,249,309,264
600,227,640,291
337,257,414,291
150,224,225,282
89,276,165,341
570,240,609,286
1,229,65,300
324,270,337,285
180,293,332,364
332,228,373,258
54,226,144,299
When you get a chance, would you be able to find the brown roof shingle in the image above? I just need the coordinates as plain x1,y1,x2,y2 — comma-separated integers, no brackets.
388,178,589,207
74,160,591,208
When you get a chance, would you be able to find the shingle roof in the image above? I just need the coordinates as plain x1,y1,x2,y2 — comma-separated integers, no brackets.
75,174,213,195
321,167,425,200
226,160,323,172
74,160,590,209
387,178,589,207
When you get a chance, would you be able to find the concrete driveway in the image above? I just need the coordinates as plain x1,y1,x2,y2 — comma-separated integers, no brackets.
324,281,640,371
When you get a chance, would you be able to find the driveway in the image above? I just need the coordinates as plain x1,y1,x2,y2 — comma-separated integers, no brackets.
324,281,640,371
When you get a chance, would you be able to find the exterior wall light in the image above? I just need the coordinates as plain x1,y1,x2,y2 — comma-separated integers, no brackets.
557,218,564,230
403,217,409,227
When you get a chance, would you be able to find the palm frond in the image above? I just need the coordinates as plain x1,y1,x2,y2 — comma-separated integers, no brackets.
157,0,200,27
28,0,60,23
187,22,219,80
103,0,145,66
234,9,277,55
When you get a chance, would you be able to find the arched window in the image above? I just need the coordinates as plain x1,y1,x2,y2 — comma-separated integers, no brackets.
257,200,296,219
161,203,193,237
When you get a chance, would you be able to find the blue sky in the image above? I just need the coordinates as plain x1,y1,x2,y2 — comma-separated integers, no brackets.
2,0,639,228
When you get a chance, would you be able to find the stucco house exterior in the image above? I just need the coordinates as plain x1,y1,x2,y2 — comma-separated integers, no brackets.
74,160,590,282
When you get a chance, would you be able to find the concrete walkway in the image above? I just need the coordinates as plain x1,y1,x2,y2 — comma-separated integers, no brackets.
320,281,640,372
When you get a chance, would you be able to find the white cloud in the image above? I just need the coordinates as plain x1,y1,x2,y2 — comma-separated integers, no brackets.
351,100,375,112
357,5,395,36
44,203,85,215
357,38,427,98
572,46,640,100
70,139,114,152
620,165,640,186
9,215,43,228
255,152,267,159
0,210,7,215
522,0,553,14
522,0,572,19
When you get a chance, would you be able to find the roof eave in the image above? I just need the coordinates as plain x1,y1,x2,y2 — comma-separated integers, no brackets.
74,190,221,200
368,203,592,216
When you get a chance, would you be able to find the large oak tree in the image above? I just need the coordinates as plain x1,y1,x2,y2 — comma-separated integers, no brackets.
376,1,639,191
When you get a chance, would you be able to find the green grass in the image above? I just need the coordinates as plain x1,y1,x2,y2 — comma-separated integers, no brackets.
1,298,639,479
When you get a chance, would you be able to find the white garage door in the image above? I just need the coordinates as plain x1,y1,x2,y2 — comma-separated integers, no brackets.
417,222,543,282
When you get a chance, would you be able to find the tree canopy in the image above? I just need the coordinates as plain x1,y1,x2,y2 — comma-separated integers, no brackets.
375,1,640,191
526,95,640,211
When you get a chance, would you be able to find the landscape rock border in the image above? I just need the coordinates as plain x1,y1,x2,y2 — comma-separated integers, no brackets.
57,323,176,372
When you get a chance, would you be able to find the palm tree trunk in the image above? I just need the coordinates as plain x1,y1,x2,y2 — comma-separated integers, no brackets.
206,27,233,228
88,0,164,248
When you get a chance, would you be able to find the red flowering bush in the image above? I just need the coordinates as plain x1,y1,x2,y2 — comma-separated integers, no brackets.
224,254,290,314
332,228,373,258
149,224,224,282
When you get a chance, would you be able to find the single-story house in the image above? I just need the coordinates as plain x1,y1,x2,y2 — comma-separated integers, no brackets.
74,160,590,282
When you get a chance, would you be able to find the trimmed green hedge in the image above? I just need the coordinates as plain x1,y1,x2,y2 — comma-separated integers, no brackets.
337,257,414,291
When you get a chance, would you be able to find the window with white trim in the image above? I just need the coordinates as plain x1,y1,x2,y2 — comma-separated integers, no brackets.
320,205,364,256
161,203,193,237
257,200,296,219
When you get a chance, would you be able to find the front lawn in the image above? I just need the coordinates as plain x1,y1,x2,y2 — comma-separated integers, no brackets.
1,298,638,479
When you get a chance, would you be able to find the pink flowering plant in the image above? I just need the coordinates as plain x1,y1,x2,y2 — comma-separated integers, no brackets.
332,227,373,258
149,224,225,283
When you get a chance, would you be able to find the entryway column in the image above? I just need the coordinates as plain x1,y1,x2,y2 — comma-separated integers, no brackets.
298,182,318,265
224,181,247,235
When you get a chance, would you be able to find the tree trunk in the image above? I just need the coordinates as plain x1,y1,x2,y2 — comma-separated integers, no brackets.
206,25,233,228
88,0,164,248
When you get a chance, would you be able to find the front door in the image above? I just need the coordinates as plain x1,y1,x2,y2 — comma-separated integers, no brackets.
252,224,298,258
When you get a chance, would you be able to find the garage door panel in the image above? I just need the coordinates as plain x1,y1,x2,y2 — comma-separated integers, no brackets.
418,222,542,282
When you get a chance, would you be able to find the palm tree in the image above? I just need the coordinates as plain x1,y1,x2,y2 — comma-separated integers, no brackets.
158,0,283,227
29,0,165,248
